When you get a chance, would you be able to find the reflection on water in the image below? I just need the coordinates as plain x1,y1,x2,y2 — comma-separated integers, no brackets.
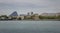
0,21,60,33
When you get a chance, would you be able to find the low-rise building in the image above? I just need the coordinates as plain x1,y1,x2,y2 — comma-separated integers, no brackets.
40,13,60,16
31,14,40,20
17,16,24,20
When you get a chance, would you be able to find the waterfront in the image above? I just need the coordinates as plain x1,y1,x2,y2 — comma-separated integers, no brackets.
0,11,60,20
0,21,60,33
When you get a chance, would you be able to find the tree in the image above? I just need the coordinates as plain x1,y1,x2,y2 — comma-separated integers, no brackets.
56,15,60,19
0,15,8,20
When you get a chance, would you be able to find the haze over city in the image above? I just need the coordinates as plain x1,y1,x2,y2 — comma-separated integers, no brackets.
0,0,60,15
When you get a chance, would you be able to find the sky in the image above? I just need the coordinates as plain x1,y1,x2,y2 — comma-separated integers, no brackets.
0,0,60,15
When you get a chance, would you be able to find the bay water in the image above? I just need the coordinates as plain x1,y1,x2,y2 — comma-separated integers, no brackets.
0,21,60,33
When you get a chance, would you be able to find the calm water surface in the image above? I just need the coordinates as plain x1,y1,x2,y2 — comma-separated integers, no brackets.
0,21,60,33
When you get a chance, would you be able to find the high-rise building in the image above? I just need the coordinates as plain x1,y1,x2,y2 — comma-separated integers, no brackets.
27,12,29,15
27,12,33,15
31,12,33,15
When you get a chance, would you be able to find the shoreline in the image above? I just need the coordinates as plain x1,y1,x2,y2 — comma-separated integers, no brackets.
0,19,60,21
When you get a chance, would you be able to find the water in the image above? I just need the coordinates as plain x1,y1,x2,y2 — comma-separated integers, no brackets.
0,21,60,33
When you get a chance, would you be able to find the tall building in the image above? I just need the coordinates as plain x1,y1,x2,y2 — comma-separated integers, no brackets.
27,12,34,15
31,12,33,15
27,12,30,15
9,11,18,16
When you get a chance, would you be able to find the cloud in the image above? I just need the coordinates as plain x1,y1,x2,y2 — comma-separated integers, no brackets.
0,0,51,6
0,0,60,15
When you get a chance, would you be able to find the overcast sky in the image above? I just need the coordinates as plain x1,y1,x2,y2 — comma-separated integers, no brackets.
0,0,60,15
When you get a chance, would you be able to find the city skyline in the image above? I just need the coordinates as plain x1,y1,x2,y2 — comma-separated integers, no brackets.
0,0,60,15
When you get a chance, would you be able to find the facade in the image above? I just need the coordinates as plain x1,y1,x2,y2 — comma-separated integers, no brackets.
17,16,24,20
31,14,40,20
24,15,32,19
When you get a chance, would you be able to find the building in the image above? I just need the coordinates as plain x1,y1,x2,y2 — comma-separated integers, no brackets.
31,14,40,20
40,13,60,16
9,11,18,16
20,14,31,20
27,12,34,15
